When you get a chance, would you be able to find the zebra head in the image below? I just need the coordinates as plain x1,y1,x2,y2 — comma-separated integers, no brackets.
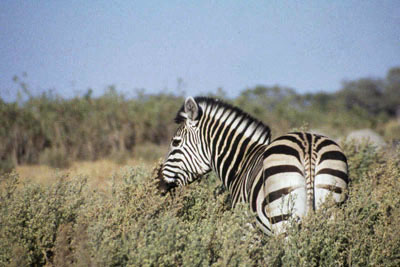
161,97,212,189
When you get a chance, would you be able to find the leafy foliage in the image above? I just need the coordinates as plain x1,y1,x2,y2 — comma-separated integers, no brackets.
1,142,399,266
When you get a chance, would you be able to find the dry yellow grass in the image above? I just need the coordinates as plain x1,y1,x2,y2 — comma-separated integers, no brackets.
15,158,157,192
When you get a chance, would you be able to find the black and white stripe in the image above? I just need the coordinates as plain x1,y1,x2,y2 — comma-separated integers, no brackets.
257,132,348,233
161,96,348,234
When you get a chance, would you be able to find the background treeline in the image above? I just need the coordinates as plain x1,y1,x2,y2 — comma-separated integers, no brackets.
1,67,399,171
0,89,183,171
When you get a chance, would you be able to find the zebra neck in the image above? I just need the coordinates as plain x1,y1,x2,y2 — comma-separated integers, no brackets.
212,138,266,203
207,119,269,199
196,99,270,203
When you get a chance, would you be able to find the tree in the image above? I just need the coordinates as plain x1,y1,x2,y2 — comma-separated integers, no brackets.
384,67,400,117
338,78,385,115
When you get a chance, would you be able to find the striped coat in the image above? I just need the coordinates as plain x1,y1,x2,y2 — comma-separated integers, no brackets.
161,97,348,234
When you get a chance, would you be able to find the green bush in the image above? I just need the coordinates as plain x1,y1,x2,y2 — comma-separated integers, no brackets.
0,156,14,175
383,120,400,143
1,142,399,266
0,172,88,266
39,147,72,169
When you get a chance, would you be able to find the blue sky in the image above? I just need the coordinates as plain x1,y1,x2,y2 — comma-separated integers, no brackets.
1,1,399,101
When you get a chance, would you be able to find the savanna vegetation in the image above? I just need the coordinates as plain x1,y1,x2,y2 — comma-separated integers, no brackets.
0,67,399,266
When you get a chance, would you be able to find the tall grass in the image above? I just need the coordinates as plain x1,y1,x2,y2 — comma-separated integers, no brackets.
1,141,399,266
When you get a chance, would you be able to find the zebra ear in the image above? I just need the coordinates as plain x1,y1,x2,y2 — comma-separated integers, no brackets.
184,97,199,121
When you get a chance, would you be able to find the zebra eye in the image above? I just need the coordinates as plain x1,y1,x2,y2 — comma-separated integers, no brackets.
172,139,181,147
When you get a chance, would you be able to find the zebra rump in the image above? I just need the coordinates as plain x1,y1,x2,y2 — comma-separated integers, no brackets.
256,132,348,233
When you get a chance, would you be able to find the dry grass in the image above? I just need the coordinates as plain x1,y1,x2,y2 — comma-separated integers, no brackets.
14,142,168,193
15,158,156,193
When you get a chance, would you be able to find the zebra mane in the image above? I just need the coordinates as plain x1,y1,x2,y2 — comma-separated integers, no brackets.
174,96,271,138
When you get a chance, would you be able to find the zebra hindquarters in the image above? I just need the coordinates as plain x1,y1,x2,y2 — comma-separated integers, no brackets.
259,133,349,234
261,140,308,234
314,140,348,209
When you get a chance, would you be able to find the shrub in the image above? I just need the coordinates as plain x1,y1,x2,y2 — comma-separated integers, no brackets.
0,172,88,266
0,156,14,175
383,119,400,144
1,142,399,266
39,147,72,169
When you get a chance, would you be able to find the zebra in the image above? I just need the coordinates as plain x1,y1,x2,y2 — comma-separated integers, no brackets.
160,96,348,234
